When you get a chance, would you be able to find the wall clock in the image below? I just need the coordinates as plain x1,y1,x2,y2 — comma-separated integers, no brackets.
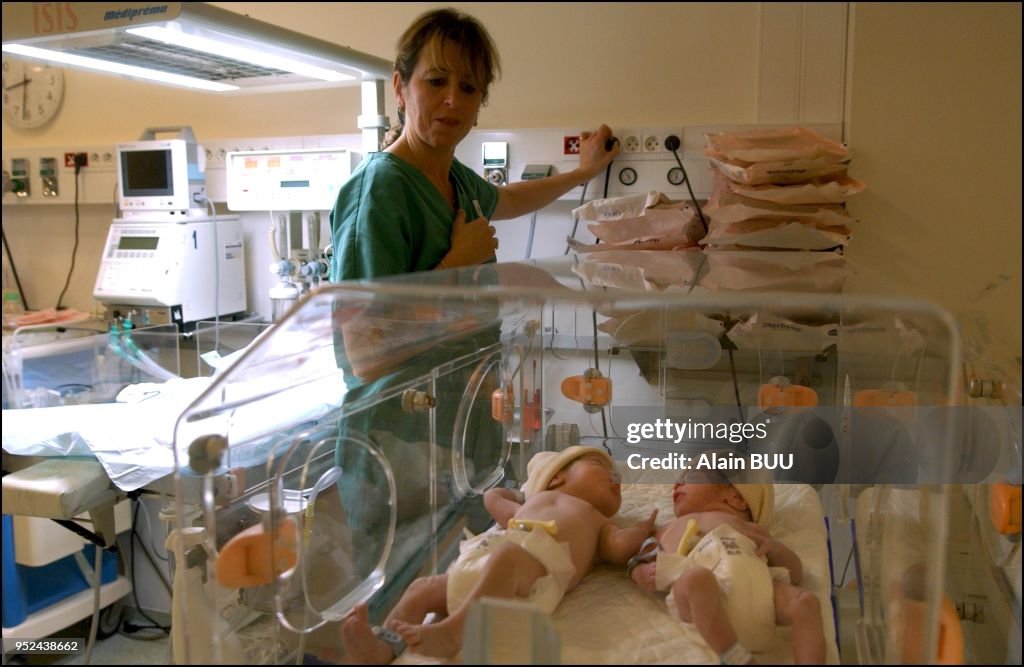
2,58,65,129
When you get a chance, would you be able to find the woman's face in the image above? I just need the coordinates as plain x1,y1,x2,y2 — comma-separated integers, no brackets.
395,37,485,153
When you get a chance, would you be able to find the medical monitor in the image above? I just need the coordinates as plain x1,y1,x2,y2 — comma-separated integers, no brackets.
117,138,205,216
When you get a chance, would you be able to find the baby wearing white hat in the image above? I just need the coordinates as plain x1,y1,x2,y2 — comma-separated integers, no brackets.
341,445,656,662
627,463,825,665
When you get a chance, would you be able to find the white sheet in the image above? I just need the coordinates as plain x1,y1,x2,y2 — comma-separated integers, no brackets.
396,477,839,664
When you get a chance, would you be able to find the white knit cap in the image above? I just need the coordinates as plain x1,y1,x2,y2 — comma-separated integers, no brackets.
521,446,613,499
731,483,774,527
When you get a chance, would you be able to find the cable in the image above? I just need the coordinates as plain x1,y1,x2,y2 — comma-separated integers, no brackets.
55,157,85,310
129,502,172,633
665,136,708,234
564,181,589,255
2,226,30,311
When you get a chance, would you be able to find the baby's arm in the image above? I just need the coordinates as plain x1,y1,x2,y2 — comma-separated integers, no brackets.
760,536,804,585
483,487,523,528
598,510,658,565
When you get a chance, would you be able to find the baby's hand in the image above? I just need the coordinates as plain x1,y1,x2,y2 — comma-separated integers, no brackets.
642,509,658,535
755,535,784,560
630,561,658,592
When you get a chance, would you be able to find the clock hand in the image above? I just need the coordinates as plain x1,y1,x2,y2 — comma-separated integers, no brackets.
4,77,31,91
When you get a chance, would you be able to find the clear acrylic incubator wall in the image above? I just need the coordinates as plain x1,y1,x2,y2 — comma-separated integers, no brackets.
167,249,1020,664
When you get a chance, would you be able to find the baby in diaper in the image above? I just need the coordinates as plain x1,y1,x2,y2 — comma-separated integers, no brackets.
341,445,656,662
628,465,825,665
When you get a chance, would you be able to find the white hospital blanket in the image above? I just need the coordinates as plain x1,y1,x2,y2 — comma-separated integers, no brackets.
396,479,839,664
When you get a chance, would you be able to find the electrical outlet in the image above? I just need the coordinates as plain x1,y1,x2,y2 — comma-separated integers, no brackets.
642,128,684,155
622,135,641,153
64,152,87,168
563,135,581,155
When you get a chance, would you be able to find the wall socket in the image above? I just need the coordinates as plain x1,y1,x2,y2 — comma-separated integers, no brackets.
642,128,684,154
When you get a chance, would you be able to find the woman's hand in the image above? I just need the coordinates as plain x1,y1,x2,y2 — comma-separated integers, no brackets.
439,209,498,269
578,124,620,180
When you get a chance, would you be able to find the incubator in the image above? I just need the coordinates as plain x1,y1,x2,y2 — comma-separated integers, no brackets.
152,248,1019,664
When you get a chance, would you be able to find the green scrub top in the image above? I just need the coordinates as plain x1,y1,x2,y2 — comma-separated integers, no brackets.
329,152,500,281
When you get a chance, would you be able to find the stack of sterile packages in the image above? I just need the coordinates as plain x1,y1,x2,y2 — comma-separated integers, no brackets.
701,127,865,251
567,190,705,253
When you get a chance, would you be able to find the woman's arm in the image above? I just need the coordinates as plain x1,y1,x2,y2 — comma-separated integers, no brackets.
491,125,620,220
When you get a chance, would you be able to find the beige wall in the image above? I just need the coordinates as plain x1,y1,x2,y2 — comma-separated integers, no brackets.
1,2,762,145
3,2,1021,372
844,2,1021,371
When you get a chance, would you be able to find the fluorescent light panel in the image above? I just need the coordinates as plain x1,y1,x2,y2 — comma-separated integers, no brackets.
2,43,238,92
127,26,355,82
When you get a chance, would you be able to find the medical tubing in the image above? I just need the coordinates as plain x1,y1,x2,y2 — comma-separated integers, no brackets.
825,516,841,656
524,210,538,259
201,197,222,352
269,211,282,262
850,517,864,614
118,324,180,381
668,144,708,233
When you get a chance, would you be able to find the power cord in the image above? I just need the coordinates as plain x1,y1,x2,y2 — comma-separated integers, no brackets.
2,226,30,311
564,137,619,255
664,135,708,233
55,153,87,309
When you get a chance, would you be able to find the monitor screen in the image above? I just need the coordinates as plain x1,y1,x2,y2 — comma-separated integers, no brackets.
117,236,160,250
121,149,173,196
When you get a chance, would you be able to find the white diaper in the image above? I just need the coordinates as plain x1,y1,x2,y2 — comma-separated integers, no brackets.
446,525,575,616
659,524,789,651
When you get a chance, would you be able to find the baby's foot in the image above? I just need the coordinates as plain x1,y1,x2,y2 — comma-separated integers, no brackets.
393,619,462,658
340,603,396,664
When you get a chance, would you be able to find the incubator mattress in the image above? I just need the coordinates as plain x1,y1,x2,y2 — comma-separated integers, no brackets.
397,476,840,664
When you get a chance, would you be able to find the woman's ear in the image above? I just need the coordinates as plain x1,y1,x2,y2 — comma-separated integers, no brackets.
392,71,405,106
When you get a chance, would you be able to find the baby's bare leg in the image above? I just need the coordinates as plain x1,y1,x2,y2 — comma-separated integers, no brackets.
773,580,825,665
394,542,548,658
383,574,449,628
340,603,395,664
340,575,448,664
672,566,753,663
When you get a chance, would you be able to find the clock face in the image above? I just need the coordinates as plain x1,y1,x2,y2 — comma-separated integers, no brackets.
2,58,65,129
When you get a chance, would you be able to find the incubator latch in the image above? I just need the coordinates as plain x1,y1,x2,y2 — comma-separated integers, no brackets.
401,389,436,413
188,434,230,474
560,368,612,413
967,377,1003,399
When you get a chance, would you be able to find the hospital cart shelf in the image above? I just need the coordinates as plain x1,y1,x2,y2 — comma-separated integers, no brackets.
1,575,131,651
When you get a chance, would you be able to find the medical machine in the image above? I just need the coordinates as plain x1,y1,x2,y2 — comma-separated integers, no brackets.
93,127,247,330
156,250,1018,664
117,127,209,220
93,218,246,330
225,147,360,320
